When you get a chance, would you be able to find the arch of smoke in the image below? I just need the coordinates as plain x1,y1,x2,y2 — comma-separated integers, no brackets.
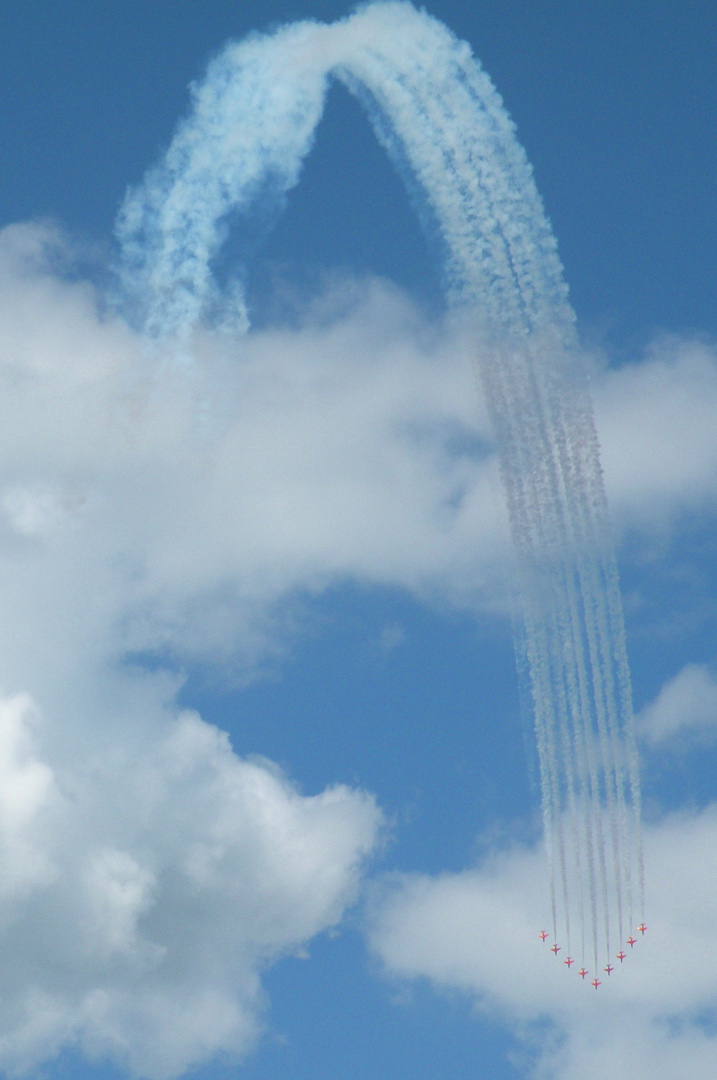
116,0,643,971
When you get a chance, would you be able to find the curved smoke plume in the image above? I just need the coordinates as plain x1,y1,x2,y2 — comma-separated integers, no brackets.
117,0,643,972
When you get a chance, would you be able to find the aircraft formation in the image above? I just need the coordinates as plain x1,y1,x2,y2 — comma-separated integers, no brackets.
540,925,647,987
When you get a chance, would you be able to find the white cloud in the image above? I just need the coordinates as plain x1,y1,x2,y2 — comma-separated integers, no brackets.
368,806,717,1080
0,223,506,688
1,224,713,702
637,663,717,746
0,690,380,1079
0,218,525,1078
1,220,716,1078
594,336,717,528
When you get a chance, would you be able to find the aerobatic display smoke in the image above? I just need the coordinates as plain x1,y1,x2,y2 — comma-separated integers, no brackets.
116,1,644,977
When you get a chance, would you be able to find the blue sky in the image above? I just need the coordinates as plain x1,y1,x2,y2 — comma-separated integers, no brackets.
1,3,716,1079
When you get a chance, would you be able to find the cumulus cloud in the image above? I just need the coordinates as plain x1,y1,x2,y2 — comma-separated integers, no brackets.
637,664,717,746
0,219,516,1078
1,219,715,1078
0,222,505,685
1,223,713,704
594,335,717,528
368,806,717,1080
0,691,379,1079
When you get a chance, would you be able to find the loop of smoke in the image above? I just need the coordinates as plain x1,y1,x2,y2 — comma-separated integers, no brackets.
117,0,643,969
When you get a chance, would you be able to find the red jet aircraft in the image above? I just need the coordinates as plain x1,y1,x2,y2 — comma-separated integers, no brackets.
616,951,627,963
578,968,589,979
604,964,614,975
637,923,648,935
627,936,637,948
551,944,561,955
564,956,574,967
591,978,601,989
539,931,549,941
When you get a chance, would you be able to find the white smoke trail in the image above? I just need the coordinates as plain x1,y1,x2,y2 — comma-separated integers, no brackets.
116,0,643,969
116,19,333,336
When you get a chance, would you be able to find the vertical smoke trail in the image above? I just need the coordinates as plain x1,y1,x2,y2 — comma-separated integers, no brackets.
116,0,643,963
116,19,333,337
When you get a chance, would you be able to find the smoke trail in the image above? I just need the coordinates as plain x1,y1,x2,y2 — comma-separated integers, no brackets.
116,19,333,336
116,0,643,965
